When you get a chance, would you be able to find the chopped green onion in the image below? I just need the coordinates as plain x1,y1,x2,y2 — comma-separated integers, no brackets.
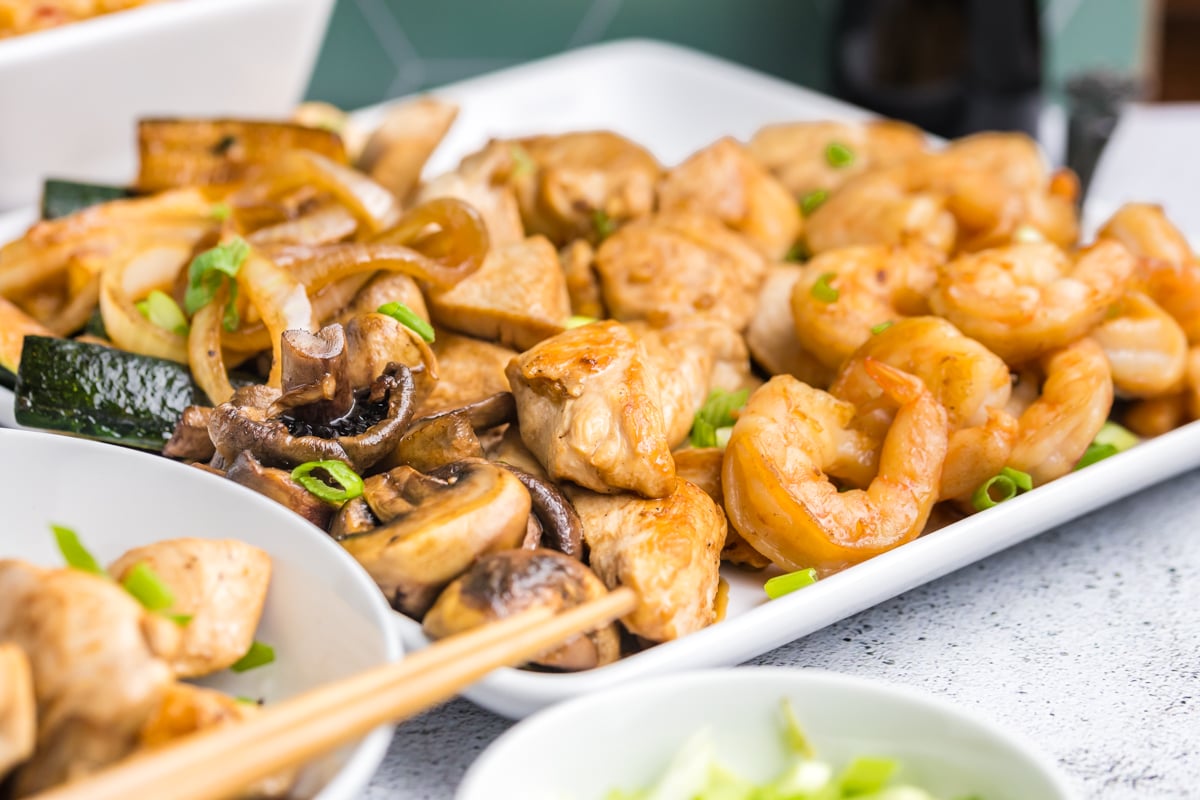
689,388,750,448
565,315,597,329
509,144,536,178
838,756,899,794
780,697,814,758
811,272,839,303
235,696,262,706
168,614,194,626
825,142,855,168
184,237,249,331
291,460,365,505
765,568,818,599
121,562,176,611
51,524,105,576
1013,224,1045,243
592,209,616,241
714,426,734,449
870,320,894,335
230,640,275,673
785,241,809,262
1076,442,1119,470
800,189,828,216
971,467,1032,511
377,302,435,343
135,290,190,336
1093,421,1141,452
209,202,232,222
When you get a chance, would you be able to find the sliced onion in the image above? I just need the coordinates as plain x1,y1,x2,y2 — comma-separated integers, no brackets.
99,242,195,363
256,150,400,235
237,249,317,387
189,285,235,406
47,272,100,336
373,197,490,285
247,202,359,247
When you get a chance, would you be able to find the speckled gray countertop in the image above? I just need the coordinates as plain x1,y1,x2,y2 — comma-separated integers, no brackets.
364,468,1200,799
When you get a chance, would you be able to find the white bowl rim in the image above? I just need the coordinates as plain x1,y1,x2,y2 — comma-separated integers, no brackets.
0,0,307,66
458,666,1079,800
0,427,402,799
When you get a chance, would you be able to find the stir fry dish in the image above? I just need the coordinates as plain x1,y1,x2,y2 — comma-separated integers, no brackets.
1,98,1196,671
0,0,163,39
0,527,282,797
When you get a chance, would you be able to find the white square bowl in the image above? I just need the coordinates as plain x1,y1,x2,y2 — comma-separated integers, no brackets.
0,0,335,210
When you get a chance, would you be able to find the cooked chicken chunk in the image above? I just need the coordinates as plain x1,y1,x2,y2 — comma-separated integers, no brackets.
0,560,177,795
672,448,770,569
0,644,35,781
560,239,606,318
658,137,801,260
567,480,725,641
139,684,294,799
594,212,768,330
508,131,661,244
427,235,570,351
417,141,525,246
108,539,272,679
506,321,675,498
417,331,515,416
746,119,927,198
357,96,458,201
744,264,836,386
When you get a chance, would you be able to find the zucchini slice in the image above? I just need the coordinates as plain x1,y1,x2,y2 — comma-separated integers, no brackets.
41,179,135,220
14,336,207,450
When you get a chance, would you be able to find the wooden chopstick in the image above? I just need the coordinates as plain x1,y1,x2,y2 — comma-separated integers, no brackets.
31,586,637,800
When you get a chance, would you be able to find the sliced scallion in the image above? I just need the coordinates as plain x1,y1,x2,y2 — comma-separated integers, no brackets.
870,320,894,335
135,290,190,336
785,242,809,262
377,301,435,343
51,524,105,576
230,640,275,673
592,209,616,241
825,142,855,168
509,144,536,178
184,237,249,331
121,562,176,611
565,315,597,329
971,467,1033,511
764,568,818,599
800,189,828,216
811,272,839,303
838,756,899,794
689,388,750,448
291,460,365,505
209,202,232,222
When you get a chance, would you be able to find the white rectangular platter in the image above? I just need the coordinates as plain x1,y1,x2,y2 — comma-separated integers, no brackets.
4,40,1199,719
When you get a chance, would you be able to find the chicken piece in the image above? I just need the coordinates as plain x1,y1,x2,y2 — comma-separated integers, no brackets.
358,96,458,201
507,320,675,498
566,480,724,641
745,264,836,386
108,539,271,679
427,235,570,351
0,644,35,781
658,137,801,260
417,141,525,246
0,561,177,795
508,131,661,244
560,239,606,318
417,331,515,416
139,684,294,799
672,448,770,569
595,212,769,330
746,119,927,199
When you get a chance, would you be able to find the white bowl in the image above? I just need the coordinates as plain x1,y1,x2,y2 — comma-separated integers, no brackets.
0,428,400,799
458,667,1076,800
0,0,335,210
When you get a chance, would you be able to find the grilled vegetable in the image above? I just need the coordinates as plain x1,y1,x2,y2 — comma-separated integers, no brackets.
136,119,348,192
40,179,135,221
14,336,207,450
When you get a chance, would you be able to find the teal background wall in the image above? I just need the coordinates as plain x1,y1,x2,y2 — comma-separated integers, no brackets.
305,0,1154,110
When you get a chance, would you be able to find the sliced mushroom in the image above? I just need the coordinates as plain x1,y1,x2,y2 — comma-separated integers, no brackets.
109,539,272,678
416,391,516,432
329,497,379,540
498,463,584,558
277,325,353,426
225,451,334,529
163,405,216,462
207,363,416,472
423,549,620,671
0,644,35,781
488,424,548,480
342,313,438,398
338,459,530,617
387,411,485,473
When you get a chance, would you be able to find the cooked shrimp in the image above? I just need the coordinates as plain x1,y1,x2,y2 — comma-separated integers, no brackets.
1123,394,1188,438
1008,338,1114,485
791,245,942,370
929,241,1136,364
1091,291,1188,397
1187,347,1200,421
939,409,1020,502
722,360,948,573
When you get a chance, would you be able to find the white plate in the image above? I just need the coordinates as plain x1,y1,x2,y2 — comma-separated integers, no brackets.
0,428,401,798
4,40,1200,720
457,668,1076,800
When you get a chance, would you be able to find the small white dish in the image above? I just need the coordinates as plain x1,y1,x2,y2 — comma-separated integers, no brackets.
458,667,1077,800
0,0,335,210
0,428,401,799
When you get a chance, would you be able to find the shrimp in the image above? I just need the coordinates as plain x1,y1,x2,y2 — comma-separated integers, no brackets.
1123,394,1188,438
1098,204,1200,345
1008,338,1114,485
1187,347,1200,421
939,409,1020,502
929,240,1136,364
1090,291,1188,397
722,359,948,573
791,244,942,370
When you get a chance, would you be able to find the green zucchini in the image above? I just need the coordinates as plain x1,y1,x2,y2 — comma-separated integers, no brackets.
14,336,207,450
41,179,135,221
0,366,14,391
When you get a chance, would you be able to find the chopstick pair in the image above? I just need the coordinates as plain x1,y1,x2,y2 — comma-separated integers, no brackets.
31,586,638,800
